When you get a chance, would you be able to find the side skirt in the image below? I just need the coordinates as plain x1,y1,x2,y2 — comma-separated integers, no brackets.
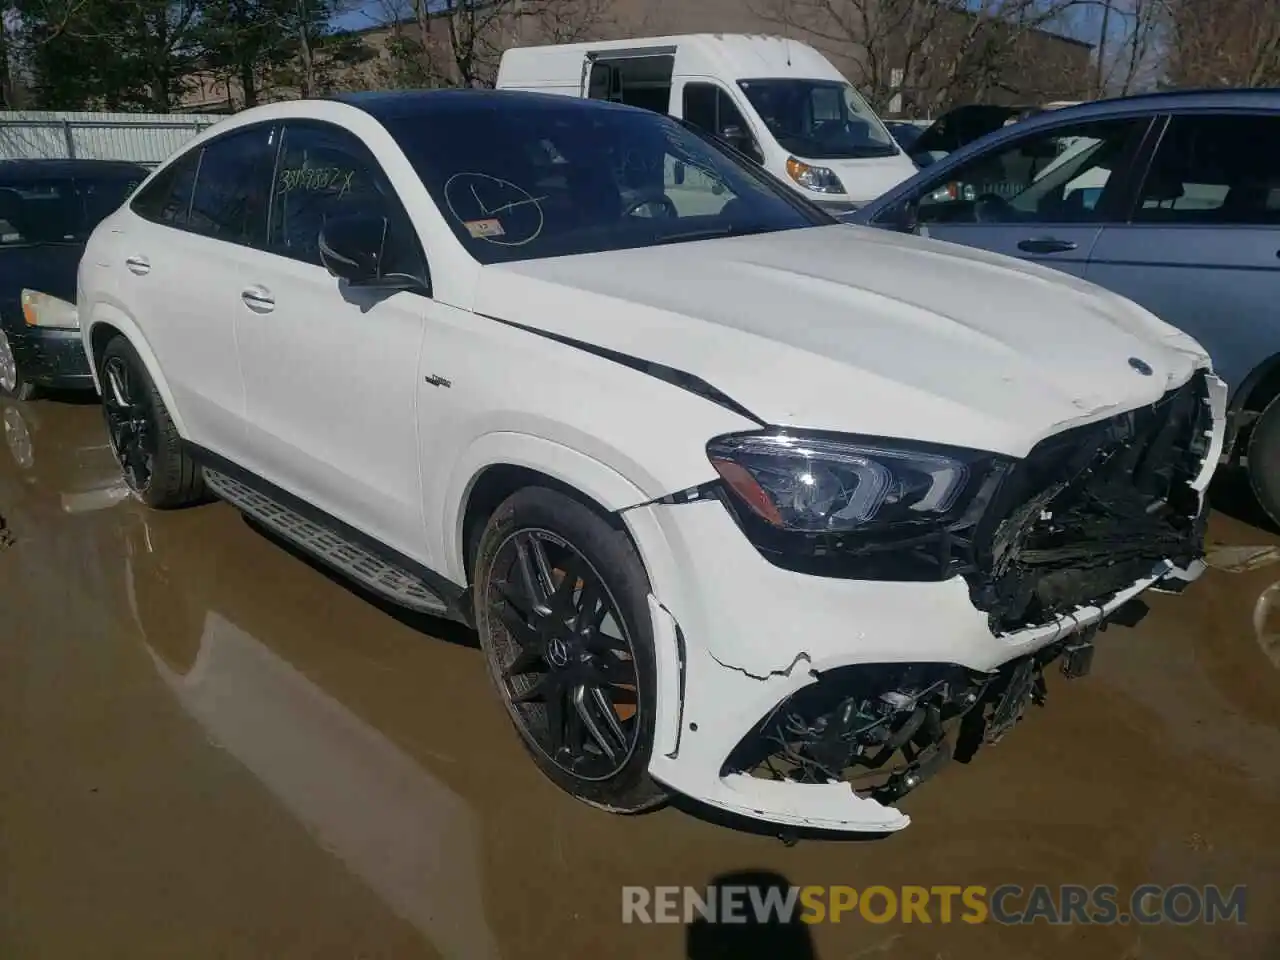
183,442,473,627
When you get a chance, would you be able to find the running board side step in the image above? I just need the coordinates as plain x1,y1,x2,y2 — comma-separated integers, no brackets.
203,468,452,617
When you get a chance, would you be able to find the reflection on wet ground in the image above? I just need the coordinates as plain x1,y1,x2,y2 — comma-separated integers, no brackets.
2,400,1278,959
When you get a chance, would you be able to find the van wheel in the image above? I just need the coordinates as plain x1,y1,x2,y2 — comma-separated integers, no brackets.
99,335,205,509
473,486,669,813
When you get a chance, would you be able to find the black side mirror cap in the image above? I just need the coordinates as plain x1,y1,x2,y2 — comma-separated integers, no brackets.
894,199,920,233
318,214,426,293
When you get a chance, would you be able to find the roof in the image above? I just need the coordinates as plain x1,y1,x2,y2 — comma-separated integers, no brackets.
329,87,639,121
1028,87,1280,124
0,158,149,179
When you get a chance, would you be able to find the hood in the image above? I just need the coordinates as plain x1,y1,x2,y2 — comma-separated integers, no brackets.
476,224,1208,458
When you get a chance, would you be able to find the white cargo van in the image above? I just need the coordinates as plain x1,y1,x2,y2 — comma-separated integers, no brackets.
495,34,917,211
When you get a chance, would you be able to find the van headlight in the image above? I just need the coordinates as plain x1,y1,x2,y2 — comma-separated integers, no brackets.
707,431,995,533
785,157,846,195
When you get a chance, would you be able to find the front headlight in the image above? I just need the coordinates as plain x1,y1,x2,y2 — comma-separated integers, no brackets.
21,289,79,330
785,156,846,195
707,431,992,533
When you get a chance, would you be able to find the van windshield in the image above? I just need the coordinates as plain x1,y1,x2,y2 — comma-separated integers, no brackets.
738,79,899,160
385,98,831,265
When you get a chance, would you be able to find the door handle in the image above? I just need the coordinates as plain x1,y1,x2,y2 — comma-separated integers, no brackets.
241,286,275,313
125,255,151,275
1017,237,1077,254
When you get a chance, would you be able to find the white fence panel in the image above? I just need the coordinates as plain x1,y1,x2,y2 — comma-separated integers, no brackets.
0,111,223,167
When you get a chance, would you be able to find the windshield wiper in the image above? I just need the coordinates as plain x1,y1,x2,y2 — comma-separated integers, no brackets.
652,224,778,246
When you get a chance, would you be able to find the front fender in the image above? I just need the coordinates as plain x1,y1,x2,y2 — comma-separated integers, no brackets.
82,299,188,438
440,431,653,585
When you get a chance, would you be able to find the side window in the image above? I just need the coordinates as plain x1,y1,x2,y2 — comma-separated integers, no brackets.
682,82,760,160
186,125,276,246
130,150,199,228
914,119,1144,226
1135,115,1280,225
267,122,424,277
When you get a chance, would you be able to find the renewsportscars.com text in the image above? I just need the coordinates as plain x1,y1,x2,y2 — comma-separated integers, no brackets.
622,884,1248,926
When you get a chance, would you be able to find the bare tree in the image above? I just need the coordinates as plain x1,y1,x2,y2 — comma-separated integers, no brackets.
370,0,613,90
1163,0,1280,88
1090,0,1169,96
752,0,1090,115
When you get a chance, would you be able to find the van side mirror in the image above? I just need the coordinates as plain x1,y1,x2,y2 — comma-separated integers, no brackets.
719,125,763,164
318,214,423,292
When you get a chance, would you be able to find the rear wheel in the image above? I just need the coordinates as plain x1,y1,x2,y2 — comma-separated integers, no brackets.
99,335,205,509
473,486,669,813
0,329,36,401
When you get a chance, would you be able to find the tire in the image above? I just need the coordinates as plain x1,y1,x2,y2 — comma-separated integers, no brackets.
98,334,205,509
0,329,37,401
473,486,669,814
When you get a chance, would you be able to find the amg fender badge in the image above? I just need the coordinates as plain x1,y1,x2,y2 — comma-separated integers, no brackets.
1128,357,1153,376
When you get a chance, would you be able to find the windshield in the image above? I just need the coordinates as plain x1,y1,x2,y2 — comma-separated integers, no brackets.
385,99,829,265
0,175,141,247
736,79,898,160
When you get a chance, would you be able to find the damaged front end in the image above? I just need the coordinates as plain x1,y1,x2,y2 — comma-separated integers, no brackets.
700,370,1219,811
966,369,1215,633
724,619,1130,806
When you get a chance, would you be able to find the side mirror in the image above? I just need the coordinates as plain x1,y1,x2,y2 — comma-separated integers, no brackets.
318,213,426,295
894,198,920,234
719,125,764,164
318,214,387,285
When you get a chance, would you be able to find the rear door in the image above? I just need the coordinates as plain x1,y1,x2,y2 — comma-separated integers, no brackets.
894,116,1153,277
1085,112,1280,398
117,125,276,456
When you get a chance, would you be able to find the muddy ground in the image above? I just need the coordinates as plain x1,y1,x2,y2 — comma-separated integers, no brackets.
2,398,1277,959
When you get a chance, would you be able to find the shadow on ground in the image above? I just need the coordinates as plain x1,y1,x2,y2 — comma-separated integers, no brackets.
686,870,817,960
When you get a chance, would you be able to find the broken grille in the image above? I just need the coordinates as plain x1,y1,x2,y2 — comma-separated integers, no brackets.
966,370,1212,633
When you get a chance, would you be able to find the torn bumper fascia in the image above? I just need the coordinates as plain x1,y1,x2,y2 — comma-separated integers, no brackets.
623,373,1228,834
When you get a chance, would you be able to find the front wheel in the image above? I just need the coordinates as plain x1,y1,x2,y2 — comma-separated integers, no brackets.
473,486,669,813
0,329,36,401
98,335,205,509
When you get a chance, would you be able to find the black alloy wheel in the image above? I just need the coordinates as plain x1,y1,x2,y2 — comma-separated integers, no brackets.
488,527,642,781
101,352,155,493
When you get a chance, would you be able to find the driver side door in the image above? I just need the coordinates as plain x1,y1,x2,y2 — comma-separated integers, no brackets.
888,116,1154,277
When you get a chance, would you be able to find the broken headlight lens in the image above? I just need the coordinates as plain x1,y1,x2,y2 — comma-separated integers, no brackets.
707,432,982,533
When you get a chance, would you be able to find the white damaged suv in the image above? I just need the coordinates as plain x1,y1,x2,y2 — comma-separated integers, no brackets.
78,90,1226,834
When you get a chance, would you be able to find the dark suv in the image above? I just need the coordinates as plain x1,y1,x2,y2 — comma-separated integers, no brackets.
0,159,147,400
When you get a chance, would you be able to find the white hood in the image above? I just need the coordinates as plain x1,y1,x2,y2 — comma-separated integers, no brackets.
476,224,1208,458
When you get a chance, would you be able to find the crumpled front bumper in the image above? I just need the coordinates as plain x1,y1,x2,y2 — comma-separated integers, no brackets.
622,372,1227,834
